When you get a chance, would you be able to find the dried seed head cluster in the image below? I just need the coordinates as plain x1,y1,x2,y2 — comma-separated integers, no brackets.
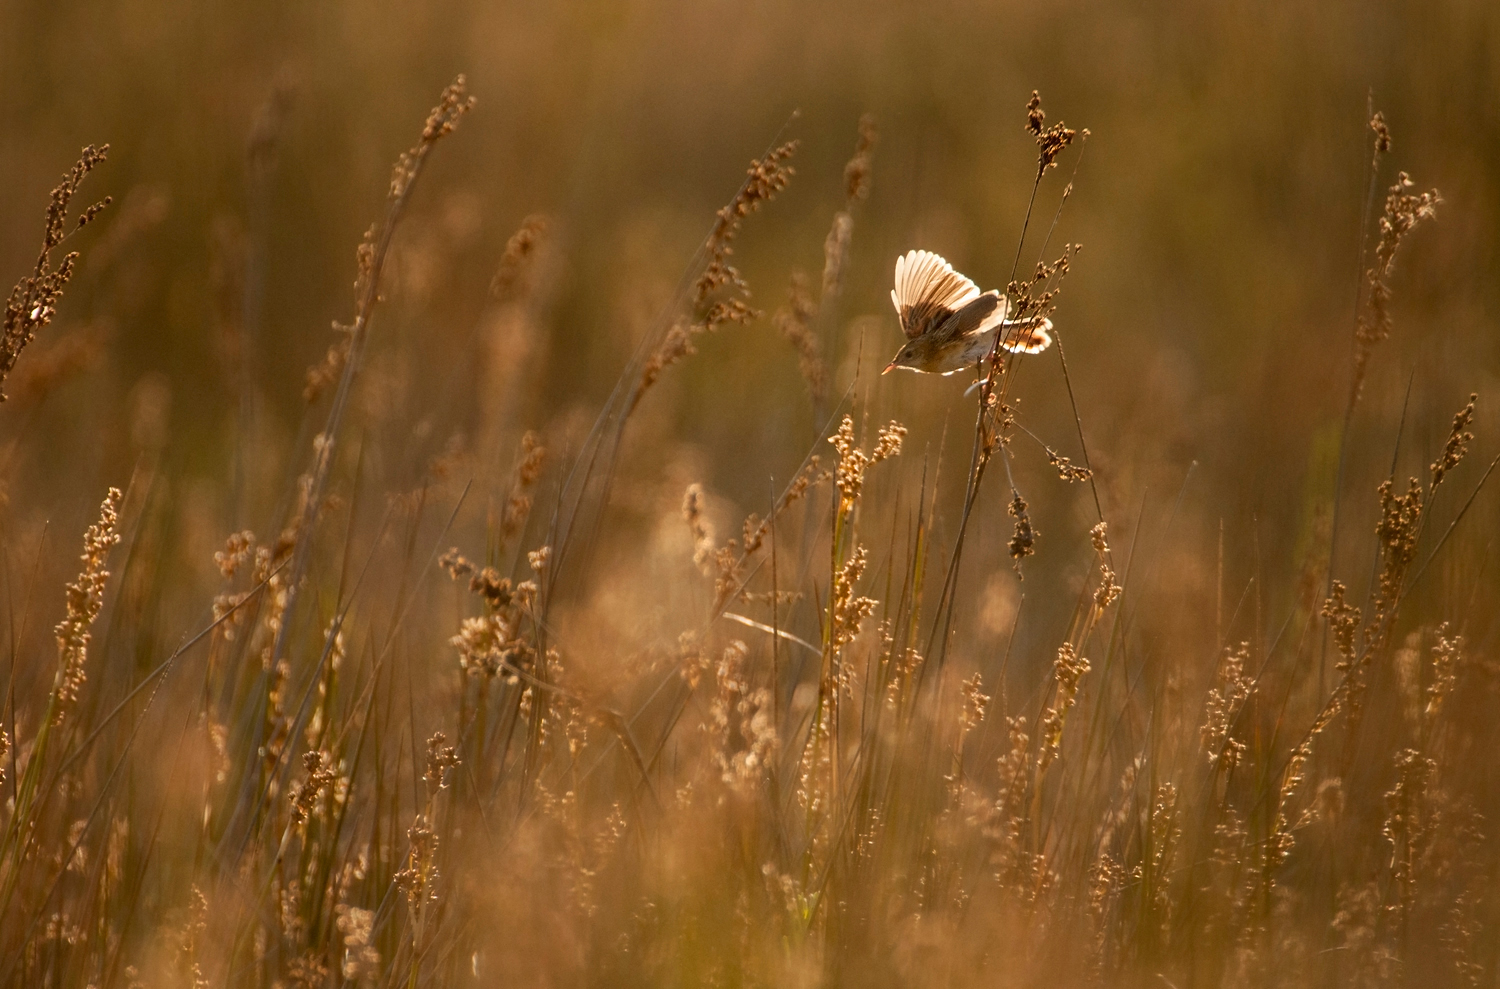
774,273,827,404
769,117,877,406
844,114,878,203
676,631,713,692
491,213,550,303
394,729,463,919
1046,446,1093,482
1383,747,1436,925
1087,852,1127,974
707,640,778,791
1430,393,1477,488
394,816,439,907
636,142,798,407
1025,91,1085,177
976,395,1016,466
819,211,853,302
2,145,111,401
990,715,1033,883
215,530,256,579
822,115,877,302
302,229,375,400
442,547,538,677
1370,476,1423,638
1267,690,1343,879
1327,390,1477,721
174,886,210,989
289,750,338,826
829,415,906,513
423,731,460,797
392,76,476,199
438,547,473,581
1090,522,1122,611
1201,642,1254,773
500,431,546,547
681,459,831,611
1007,493,1036,570
1425,623,1462,723
783,454,832,505
1006,244,1078,329
334,904,380,982
697,140,799,304
1039,642,1091,771
307,78,473,405
1323,580,1361,675
817,211,854,307
830,545,878,653
451,612,525,677
53,486,123,724
1352,167,1441,397
959,672,990,740
681,483,716,573
1370,110,1392,156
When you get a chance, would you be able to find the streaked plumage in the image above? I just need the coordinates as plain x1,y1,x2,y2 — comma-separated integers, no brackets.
884,250,1052,375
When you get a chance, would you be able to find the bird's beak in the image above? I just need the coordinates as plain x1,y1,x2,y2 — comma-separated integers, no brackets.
882,360,897,375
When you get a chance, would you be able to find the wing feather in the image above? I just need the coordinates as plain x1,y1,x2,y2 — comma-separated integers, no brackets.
930,292,1004,345
891,250,983,339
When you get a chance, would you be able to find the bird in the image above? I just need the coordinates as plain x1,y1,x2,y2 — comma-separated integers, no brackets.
883,250,1053,375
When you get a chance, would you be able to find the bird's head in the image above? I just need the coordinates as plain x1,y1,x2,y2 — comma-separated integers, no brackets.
883,338,930,374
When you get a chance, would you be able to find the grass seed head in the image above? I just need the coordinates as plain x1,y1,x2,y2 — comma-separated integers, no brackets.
1201,642,1253,772
1352,165,1441,398
1370,110,1392,154
1024,91,1083,176
844,113,878,203
1,145,111,401
1007,493,1036,570
491,214,550,303
1431,393,1477,489
774,272,827,403
500,431,547,547
52,486,123,725
290,750,338,826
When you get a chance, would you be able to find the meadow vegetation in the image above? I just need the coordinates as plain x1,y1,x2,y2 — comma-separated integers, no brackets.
1,8,1499,986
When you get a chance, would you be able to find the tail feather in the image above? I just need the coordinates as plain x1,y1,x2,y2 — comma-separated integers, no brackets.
998,316,1053,355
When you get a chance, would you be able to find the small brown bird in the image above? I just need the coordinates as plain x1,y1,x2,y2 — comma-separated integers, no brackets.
883,250,1053,375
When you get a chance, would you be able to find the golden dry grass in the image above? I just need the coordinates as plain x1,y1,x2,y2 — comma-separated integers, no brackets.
2,5,1500,986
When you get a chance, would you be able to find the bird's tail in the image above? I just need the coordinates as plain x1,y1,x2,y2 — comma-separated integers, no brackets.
997,316,1053,355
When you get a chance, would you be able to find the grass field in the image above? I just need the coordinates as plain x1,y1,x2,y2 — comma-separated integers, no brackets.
2,3,1500,985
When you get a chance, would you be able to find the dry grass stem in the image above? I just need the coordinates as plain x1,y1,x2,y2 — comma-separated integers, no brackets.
3,72,1497,989
1,146,111,401
52,486,123,725
635,141,798,409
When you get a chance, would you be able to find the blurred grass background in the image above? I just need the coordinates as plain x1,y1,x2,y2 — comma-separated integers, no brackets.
3,0,1500,983
4,0,1496,677
3,0,1495,495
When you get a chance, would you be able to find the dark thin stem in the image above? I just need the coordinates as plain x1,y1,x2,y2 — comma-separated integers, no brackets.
1405,452,1500,591
1051,327,1106,523
269,89,468,675
1010,172,1045,284
1321,98,1387,674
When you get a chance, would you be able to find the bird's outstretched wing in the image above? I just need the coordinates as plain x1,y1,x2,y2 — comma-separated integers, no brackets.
931,292,1007,345
890,250,981,339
